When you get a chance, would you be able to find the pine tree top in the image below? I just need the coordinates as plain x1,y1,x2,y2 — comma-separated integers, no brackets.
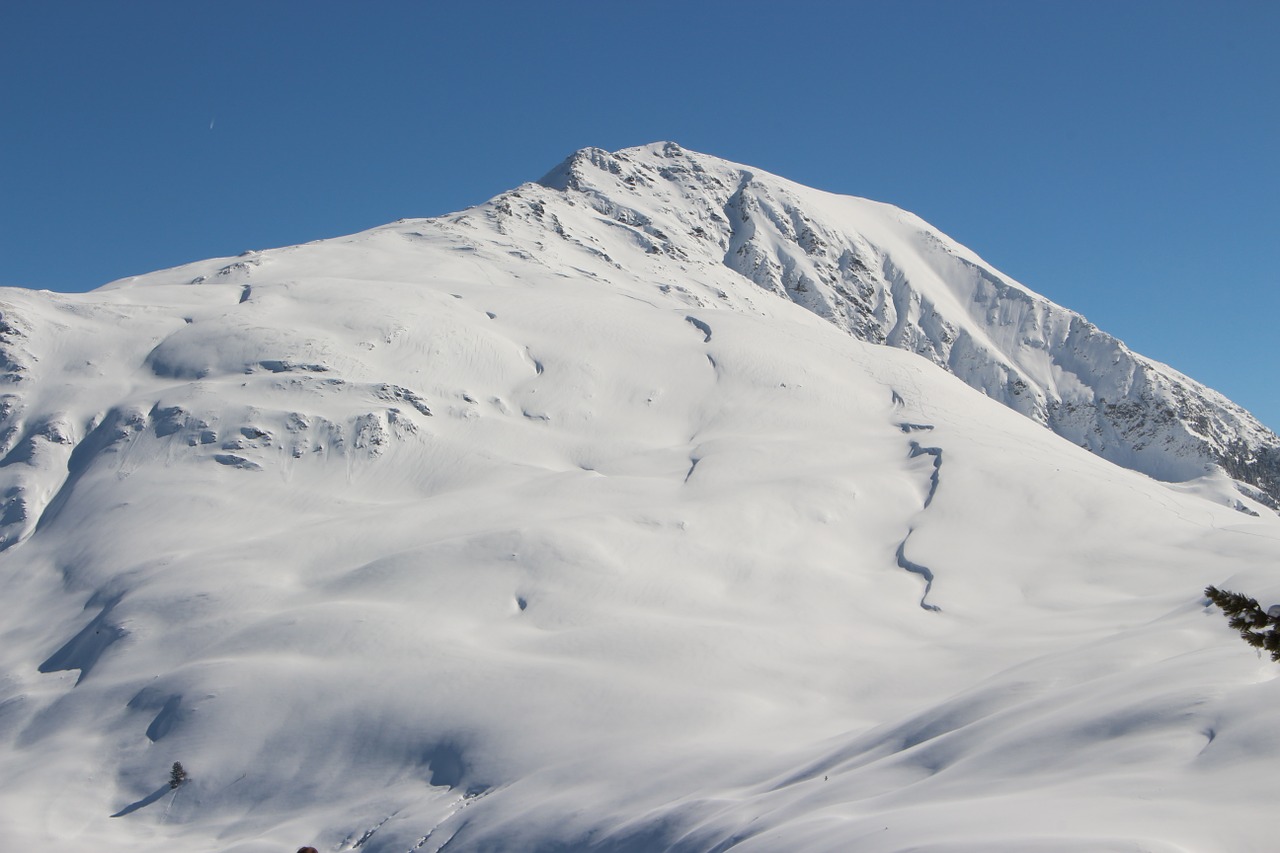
1206,585,1280,663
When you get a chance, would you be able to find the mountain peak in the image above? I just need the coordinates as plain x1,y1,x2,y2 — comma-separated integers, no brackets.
537,140,702,191
519,142,1280,507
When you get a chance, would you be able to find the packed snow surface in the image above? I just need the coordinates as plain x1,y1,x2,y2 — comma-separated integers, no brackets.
1,143,1279,852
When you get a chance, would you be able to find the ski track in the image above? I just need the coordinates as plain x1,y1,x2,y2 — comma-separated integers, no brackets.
895,437,944,612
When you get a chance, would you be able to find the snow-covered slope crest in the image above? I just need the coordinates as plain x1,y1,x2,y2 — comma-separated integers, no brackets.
528,142,1280,506
2,146,1280,853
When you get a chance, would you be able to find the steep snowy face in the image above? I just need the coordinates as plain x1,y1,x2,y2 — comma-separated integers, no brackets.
524,143,1280,505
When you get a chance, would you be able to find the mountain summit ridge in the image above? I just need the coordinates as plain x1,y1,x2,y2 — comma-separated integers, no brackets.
84,141,1280,505
522,142,1279,505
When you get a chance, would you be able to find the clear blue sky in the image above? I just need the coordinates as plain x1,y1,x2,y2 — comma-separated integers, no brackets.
2,1,1276,428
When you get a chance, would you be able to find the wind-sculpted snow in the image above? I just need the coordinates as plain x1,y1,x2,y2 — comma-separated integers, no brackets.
1,147,1280,852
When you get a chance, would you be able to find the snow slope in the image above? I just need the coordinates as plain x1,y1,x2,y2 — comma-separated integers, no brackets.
0,145,1278,852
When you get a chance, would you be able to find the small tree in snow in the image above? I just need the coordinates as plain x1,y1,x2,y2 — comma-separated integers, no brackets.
1204,585,1280,661
169,761,188,789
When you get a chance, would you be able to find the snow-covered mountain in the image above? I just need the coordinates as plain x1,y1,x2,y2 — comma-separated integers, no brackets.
2,144,1280,853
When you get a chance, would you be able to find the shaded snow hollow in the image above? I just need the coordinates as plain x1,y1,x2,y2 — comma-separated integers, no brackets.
0,143,1278,852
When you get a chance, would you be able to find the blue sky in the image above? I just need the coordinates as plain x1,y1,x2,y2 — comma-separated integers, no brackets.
2,1,1276,428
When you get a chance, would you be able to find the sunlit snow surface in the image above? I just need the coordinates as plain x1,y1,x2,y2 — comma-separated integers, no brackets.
1,145,1279,852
